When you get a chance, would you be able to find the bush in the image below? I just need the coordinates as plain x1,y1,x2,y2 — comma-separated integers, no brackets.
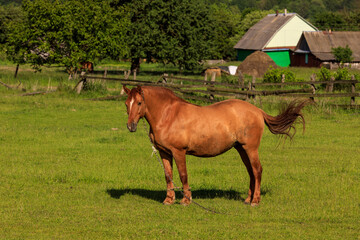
317,67,354,91
316,66,331,82
263,67,295,83
331,45,353,68
334,68,352,91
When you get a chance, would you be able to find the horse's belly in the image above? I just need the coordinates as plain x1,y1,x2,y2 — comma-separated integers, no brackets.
186,133,235,157
187,146,233,157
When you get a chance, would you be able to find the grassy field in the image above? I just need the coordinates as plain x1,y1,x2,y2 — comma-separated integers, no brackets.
0,64,360,239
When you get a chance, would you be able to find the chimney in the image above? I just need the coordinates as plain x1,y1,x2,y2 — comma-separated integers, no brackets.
276,10,279,16
284,9,287,16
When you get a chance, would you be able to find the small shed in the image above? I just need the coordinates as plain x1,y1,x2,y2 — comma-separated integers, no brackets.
234,12,318,67
291,31,360,68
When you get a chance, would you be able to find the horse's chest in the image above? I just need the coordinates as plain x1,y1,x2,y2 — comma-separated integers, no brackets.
150,131,173,155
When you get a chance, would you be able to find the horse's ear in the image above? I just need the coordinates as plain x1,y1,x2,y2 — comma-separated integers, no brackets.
136,85,142,93
122,85,130,95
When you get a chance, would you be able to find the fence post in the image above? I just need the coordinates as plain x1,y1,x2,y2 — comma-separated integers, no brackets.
74,70,78,80
327,76,335,92
252,76,256,90
124,70,130,80
310,74,316,101
104,68,107,78
170,74,174,84
238,72,244,90
163,73,168,83
351,75,356,106
247,76,256,99
209,72,216,100
133,70,137,80
120,71,130,95
75,72,86,94
281,74,285,89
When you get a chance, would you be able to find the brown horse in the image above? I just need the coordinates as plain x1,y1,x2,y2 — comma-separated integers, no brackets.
123,85,309,206
80,61,94,73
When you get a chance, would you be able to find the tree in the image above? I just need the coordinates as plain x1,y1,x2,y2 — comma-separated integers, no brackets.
118,0,216,72
331,45,353,68
160,0,216,70
3,4,28,73
209,3,242,60
313,12,345,30
55,0,129,74
0,5,23,53
5,0,129,74
343,10,360,31
0,0,22,5
233,9,274,44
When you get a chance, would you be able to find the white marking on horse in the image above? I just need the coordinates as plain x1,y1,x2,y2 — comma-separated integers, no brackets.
129,97,135,112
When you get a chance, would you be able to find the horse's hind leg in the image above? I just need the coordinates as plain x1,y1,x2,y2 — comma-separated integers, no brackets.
159,150,175,205
235,144,254,204
246,147,262,206
235,143,262,206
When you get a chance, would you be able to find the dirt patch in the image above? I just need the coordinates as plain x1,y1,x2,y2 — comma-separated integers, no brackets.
236,51,277,78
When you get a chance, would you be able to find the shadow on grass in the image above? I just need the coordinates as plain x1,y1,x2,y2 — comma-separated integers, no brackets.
106,188,270,203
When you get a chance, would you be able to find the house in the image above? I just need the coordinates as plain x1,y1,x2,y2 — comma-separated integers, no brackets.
233,11,318,67
291,31,360,68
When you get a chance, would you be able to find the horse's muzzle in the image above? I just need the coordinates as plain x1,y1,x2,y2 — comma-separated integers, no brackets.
127,122,137,132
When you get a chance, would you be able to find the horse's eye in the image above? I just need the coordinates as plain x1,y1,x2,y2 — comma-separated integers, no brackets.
138,102,142,106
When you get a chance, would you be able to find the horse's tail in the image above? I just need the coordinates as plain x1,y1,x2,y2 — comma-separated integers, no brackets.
262,99,312,139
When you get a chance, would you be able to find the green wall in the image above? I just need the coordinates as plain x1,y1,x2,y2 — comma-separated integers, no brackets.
236,49,291,67
236,50,255,61
264,50,291,67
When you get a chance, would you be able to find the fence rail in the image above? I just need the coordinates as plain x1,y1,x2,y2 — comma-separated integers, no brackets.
82,73,359,106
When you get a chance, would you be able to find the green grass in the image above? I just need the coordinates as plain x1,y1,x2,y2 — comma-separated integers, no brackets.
0,63,360,239
0,83,359,239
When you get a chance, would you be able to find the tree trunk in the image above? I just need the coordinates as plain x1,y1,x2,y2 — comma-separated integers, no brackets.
14,64,19,78
130,58,141,74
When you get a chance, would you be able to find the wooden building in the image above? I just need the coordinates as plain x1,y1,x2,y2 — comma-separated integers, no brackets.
234,12,318,67
291,31,360,68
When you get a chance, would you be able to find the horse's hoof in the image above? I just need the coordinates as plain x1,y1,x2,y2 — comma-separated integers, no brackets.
163,198,175,205
180,198,192,206
244,201,251,205
250,202,259,207
180,201,191,206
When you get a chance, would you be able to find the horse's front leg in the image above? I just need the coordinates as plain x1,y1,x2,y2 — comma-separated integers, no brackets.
173,149,192,206
159,150,175,205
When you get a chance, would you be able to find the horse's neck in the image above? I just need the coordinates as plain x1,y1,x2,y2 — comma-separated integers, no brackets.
143,89,172,130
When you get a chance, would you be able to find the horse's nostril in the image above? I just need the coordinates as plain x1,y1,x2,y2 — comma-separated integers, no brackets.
127,122,137,132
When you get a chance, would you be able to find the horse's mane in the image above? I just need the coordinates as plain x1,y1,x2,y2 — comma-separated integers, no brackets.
144,86,190,104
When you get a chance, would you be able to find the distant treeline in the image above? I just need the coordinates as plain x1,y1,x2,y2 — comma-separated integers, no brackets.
211,0,359,17
0,0,359,73
0,0,21,5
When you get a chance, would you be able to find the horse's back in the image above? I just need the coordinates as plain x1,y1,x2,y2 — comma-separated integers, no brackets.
201,99,264,123
168,99,265,156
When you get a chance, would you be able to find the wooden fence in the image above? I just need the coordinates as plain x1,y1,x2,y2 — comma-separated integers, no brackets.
80,72,360,107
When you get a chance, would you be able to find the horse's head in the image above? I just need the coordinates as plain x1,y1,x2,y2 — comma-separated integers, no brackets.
123,85,146,132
